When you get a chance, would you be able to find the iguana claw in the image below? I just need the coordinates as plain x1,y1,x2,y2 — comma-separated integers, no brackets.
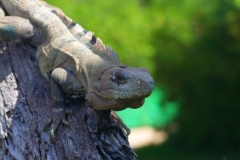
44,108,72,138
111,111,131,136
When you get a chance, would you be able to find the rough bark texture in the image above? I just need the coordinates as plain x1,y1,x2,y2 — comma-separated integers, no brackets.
0,40,136,159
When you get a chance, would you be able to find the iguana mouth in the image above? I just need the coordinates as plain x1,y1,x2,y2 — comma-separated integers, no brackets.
97,88,153,92
87,90,146,111
113,98,145,110
96,88,152,100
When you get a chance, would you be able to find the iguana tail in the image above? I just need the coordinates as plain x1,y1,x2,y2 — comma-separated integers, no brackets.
0,0,72,40
0,16,40,45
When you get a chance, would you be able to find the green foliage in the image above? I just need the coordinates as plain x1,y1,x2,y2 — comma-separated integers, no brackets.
46,0,240,151
135,143,240,160
150,0,240,151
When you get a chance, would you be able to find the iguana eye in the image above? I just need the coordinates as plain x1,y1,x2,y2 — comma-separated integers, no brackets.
112,71,127,84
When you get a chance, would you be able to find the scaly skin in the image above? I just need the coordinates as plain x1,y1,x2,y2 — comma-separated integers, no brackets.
0,0,154,137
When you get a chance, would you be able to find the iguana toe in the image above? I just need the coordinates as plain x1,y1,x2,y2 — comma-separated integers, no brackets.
111,111,131,136
49,127,56,138
44,107,72,138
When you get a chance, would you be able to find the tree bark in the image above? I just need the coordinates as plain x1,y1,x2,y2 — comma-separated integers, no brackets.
0,41,136,159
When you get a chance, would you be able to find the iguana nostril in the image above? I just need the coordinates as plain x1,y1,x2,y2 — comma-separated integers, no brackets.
148,81,154,87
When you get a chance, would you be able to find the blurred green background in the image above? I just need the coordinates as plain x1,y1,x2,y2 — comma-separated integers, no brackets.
46,0,240,159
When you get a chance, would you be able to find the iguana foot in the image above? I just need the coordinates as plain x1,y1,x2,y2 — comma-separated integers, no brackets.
111,111,131,136
44,107,72,138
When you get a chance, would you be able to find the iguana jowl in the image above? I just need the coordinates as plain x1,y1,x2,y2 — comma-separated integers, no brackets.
0,0,154,137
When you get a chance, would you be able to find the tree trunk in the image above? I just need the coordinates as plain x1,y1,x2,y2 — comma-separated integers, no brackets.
0,41,136,159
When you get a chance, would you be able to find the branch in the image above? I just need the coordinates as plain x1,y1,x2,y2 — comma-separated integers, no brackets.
0,41,136,159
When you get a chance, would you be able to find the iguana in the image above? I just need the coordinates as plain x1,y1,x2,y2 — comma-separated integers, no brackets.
0,0,154,137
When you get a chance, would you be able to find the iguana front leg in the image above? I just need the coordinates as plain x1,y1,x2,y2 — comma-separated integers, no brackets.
47,67,85,138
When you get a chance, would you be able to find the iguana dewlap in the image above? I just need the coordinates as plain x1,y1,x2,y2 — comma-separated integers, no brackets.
0,0,154,136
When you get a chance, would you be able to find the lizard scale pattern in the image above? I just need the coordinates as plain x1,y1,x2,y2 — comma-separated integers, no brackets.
0,0,154,137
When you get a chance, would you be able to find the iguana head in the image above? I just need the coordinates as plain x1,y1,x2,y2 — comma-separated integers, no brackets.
86,66,154,111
